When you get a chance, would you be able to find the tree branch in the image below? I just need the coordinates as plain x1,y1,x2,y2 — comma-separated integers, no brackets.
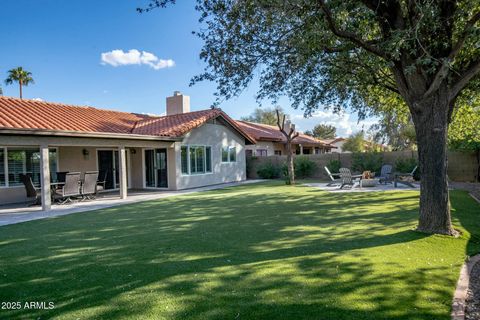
317,0,390,60
449,58,480,101
449,11,480,60
424,10,480,99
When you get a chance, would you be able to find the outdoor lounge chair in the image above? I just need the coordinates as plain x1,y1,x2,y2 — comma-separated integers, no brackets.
394,166,418,188
19,174,41,206
378,164,393,184
324,166,341,186
339,168,362,189
53,172,81,204
81,171,99,200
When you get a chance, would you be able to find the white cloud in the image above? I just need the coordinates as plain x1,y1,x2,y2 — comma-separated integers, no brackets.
292,110,378,137
101,49,175,70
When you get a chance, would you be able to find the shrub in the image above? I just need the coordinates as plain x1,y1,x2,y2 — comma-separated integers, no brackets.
351,152,383,174
257,161,281,179
395,158,419,179
295,156,317,178
326,159,341,173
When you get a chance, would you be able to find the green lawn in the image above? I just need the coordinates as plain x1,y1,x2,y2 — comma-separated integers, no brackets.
0,182,479,320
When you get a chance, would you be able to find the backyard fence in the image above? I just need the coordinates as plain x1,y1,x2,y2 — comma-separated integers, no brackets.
246,151,479,182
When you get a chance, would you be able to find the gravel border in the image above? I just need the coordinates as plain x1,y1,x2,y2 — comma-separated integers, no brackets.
465,260,480,320
452,254,480,320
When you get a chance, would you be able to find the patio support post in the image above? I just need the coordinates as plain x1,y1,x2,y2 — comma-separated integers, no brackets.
118,146,128,199
299,144,304,155
40,144,51,211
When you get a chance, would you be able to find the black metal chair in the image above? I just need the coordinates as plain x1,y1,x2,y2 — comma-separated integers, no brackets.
53,172,81,204
19,174,41,206
81,171,99,200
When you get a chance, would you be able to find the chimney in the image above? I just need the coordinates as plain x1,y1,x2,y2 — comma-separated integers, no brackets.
166,91,190,116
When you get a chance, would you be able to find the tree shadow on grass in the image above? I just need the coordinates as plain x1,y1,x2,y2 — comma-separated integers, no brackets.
0,182,472,319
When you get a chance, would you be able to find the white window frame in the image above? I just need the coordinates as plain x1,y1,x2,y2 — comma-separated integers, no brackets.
180,145,213,176
0,146,59,188
221,146,237,163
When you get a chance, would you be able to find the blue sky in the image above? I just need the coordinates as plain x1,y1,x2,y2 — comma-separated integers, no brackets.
0,0,375,136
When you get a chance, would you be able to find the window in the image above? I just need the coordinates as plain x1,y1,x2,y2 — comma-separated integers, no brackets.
229,147,236,162
221,147,229,162
181,145,212,175
0,148,5,187
245,150,253,157
222,146,237,163
256,149,268,157
274,150,282,155
181,146,188,174
3,147,57,187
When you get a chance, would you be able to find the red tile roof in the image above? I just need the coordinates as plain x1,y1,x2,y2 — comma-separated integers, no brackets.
0,96,255,143
235,120,333,147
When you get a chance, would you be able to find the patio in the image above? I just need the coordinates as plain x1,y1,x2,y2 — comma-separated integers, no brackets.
303,181,420,193
0,180,262,226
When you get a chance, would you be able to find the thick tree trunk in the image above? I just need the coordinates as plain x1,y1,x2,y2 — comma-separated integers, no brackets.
286,142,295,185
411,90,456,235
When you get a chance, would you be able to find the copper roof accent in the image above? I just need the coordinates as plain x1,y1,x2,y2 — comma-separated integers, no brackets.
235,120,333,147
0,96,255,143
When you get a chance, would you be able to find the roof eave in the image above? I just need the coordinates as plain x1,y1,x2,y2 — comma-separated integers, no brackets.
0,128,183,141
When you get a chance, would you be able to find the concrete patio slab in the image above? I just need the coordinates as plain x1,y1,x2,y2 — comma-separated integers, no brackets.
303,182,420,193
0,180,263,227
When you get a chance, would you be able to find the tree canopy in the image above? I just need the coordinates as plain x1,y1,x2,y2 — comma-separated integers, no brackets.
5,67,34,99
342,132,366,153
141,0,480,235
305,123,336,140
240,106,288,126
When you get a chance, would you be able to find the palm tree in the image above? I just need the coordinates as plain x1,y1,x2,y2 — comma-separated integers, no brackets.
5,67,34,99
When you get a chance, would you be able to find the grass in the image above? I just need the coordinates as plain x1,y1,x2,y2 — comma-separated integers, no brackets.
0,181,479,320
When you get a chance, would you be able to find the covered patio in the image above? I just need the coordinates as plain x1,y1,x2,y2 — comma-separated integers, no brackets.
0,133,179,211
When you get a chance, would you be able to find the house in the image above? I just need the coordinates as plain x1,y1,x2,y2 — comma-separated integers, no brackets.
235,121,334,156
0,92,255,209
324,137,347,153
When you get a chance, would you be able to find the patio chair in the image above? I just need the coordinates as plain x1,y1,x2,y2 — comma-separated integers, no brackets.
81,171,99,200
56,171,69,183
339,168,361,189
378,164,393,184
394,166,418,188
19,174,41,206
324,166,341,186
53,172,81,204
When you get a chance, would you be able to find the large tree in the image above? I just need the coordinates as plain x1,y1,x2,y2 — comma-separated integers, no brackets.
5,67,34,99
305,123,336,139
142,0,480,235
241,106,288,126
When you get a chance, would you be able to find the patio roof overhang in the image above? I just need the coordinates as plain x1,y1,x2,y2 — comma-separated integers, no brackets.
0,127,184,142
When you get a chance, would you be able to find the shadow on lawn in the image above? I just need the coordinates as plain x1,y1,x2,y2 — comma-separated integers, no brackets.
0,183,474,319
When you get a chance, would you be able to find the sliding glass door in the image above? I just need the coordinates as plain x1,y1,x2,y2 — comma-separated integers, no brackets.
97,150,120,190
145,149,168,188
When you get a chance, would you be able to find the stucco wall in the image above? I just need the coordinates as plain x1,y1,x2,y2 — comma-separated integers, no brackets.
175,122,247,190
